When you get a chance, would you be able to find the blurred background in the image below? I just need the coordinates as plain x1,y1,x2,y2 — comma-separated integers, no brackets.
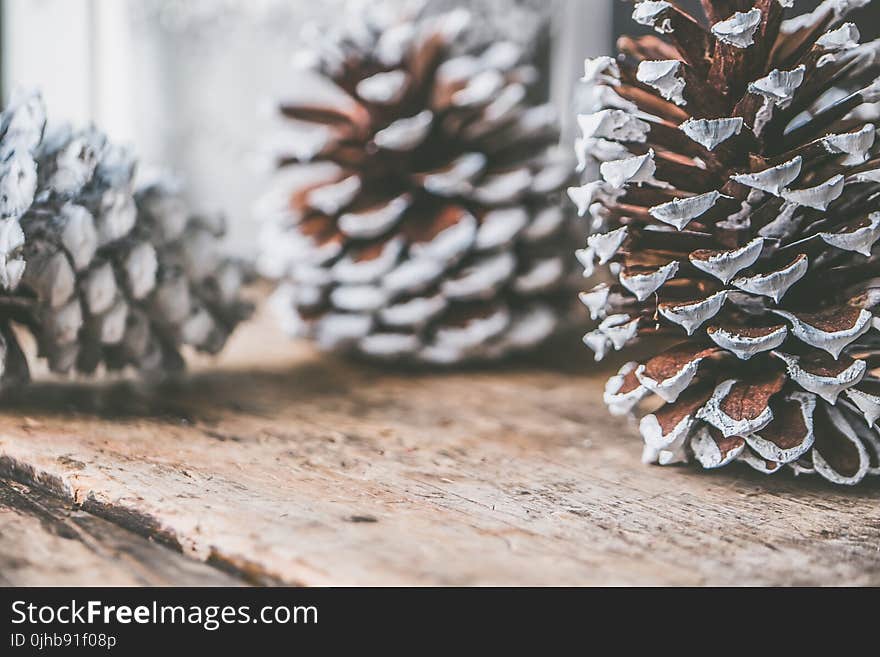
1,0,877,258
0,0,610,257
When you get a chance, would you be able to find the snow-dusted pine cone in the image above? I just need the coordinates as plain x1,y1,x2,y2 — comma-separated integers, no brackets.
260,5,573,364
570,0,880,484
0,90,250,386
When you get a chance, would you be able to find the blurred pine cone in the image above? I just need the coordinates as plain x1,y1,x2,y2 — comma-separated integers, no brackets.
571,0,880,484
261,4,574,364
0,90,251,387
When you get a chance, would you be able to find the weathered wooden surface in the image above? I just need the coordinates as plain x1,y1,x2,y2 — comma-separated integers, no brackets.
1,304,879,586
0,479,242,586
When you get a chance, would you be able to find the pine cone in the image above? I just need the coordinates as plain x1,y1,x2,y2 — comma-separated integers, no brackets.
0,90,251,387
261,5,573,364
571,1,880,484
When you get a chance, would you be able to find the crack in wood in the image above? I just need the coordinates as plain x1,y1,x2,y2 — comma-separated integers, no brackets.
0,478,245,586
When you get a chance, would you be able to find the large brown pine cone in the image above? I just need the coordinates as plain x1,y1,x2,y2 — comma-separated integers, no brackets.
260,5,574,364
0,90,251,388
571,0,880,484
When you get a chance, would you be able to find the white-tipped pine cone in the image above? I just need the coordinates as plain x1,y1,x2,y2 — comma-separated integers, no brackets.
570,0,880,484
0,90,251,387
261,4,574,364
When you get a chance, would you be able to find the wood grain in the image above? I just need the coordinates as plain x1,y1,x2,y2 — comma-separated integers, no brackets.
1,304,879,586
0,479,243,586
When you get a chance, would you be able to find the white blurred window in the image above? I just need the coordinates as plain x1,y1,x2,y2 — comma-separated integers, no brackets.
1,0,137,143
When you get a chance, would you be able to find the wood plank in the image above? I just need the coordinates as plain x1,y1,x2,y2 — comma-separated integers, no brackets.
0,479,243,586
1,304,879,586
